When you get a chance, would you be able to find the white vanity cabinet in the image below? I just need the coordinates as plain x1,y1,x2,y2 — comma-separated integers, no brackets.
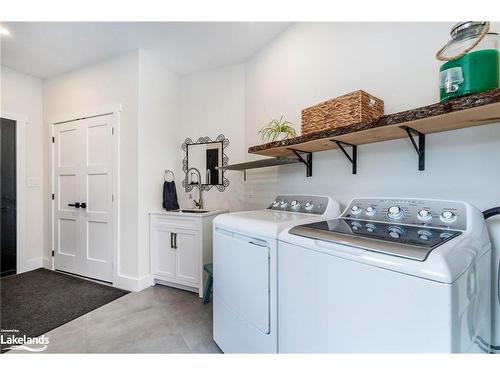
150,210,226,297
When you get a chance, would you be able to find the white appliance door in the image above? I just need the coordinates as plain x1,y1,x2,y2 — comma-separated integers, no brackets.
214,227,270,334
278,240,452,353
54,115,114,282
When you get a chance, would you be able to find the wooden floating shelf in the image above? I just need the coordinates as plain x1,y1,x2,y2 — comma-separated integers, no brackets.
218,157,301,171
248,89,500,158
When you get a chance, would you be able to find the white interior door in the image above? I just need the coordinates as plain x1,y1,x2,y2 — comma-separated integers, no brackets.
53,114,114,282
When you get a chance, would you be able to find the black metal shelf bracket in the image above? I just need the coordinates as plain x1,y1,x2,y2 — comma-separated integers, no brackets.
400,126,425,171
332,140,357,174
288,149,313,177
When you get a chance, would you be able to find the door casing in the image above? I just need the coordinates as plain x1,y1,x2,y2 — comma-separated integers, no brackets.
49,105,120,284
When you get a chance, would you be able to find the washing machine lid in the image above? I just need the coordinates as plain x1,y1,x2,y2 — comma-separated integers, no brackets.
289,218,462,261
213,209,328,239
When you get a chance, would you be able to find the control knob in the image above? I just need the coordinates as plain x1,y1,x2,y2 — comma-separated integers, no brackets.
304,202,314,211
350,205,362,215
440,232,453,239
387,206,404,220
417,209,432,221
280,200,288,208
440,211,456,223
417,230,432,241
290,200,300,209
388,226,403,239
351,222,362,230
365,206,376,216
365,223,376,232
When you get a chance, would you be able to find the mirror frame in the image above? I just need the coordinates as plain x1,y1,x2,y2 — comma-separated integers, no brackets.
181,134,230,192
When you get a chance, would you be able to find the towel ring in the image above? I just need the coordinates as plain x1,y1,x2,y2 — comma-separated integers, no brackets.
164,169,175,182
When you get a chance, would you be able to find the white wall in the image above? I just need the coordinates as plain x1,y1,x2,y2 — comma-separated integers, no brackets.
138,48,180,279
43,52,141,287
178,64,246,212
243,22,500,212
0,66,45,271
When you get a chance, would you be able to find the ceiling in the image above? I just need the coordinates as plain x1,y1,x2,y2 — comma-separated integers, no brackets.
0,22,291,78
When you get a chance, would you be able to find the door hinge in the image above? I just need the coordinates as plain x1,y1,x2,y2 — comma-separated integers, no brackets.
52,136,55,143
51,250,55,257
112,127,114,135
52,193,55,200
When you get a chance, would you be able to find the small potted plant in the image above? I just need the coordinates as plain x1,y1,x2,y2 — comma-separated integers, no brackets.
258,115,297,143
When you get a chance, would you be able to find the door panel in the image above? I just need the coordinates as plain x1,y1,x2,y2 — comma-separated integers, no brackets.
58,128,79,167
87,173,107,212
58,218,78,256
80,116,113,281
54,121,81,274
86,123,109,165
58,174,78,211
151,225,176,279
175,229,198,284
214,228,270,334
86,221,108,262
54,114,114,282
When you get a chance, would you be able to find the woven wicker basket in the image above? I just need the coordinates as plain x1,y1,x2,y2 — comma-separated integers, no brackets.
301,90,384,135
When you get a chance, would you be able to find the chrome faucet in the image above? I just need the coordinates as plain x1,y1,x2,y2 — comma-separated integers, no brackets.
206,169,211,185
186,167,203,210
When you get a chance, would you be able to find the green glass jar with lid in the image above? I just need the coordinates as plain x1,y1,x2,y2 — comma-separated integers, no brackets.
437,21,499,101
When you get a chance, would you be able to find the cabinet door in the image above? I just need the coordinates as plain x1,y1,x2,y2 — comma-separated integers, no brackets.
175,229,199,285
151,224,177,279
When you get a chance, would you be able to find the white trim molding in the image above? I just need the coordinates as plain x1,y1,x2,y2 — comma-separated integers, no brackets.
47,104,123,126
114,273,153,292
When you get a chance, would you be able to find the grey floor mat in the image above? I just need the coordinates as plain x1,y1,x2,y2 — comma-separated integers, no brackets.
0,268,128,353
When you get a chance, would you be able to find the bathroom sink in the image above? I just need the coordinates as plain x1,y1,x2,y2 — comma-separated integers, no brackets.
173,209,210,214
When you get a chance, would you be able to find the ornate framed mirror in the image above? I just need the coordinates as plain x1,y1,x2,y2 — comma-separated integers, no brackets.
182,135,230,192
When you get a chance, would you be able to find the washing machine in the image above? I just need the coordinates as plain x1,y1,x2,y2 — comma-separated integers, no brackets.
278,197,492,353
212,195,340,353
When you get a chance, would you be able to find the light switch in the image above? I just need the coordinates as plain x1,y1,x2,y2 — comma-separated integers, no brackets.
28,177,40,187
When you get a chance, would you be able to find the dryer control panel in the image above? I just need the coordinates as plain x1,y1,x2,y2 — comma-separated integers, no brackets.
343,198,467,230
268,195,330,215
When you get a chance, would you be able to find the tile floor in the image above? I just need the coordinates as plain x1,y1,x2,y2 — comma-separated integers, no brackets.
22,285,221,353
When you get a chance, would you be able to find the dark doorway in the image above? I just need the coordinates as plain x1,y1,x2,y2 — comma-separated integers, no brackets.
1,118,16,277
206,148,220,185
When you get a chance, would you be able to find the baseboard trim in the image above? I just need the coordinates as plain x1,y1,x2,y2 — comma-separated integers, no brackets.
18,257,44,273
138,274,154,291
42,257,52,270
113,273,153,292
153,279,199,294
